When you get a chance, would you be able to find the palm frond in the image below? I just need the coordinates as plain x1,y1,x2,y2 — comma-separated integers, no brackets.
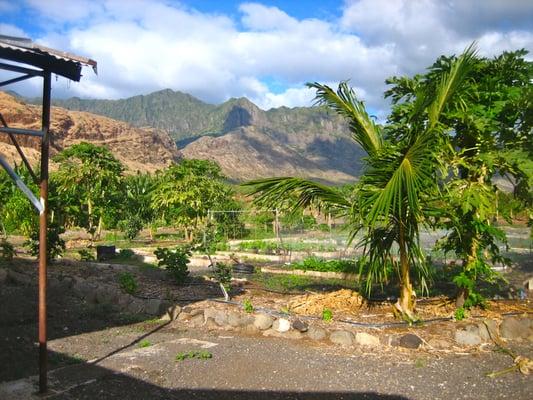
307,81,382,155
427,43,478,128
242,177,350,214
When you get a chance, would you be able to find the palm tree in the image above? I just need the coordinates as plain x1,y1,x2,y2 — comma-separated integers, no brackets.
244,45,477,319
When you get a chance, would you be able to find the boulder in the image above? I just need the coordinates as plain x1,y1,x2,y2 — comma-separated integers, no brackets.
455,326,482,346
73,281,97,304
254,313,274,330
398,333,423,349
227,311,249,327
95,285,119,304
7,270,32,285
189,313,205,327
478,319,498,341
160,305,182,321
355,332,380,347
0,268,7,284
214,310,228,326
291,319,309,332
126,298,146,314
272,318,291,333
500,317,533,340
307,326,327,341
144,299,162,315
330,330,354,346
203,307,218,322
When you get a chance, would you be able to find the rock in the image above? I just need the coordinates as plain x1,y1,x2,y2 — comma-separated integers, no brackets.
243,324,259,334
283,330,304,340
7,270,32,285
427,338,453,349
291,319,309,332
189,313,205,327
455,326,482,346
355,332,380,347
0,268,8,284
330,330,354,346
214,310,228,326
73,281,97,303
48,277,61,289
272,318,291,333
95,285,119,304
398,333,423,349
227,311,248,327
478,319,498,341
160,305,181,321
203,308,218,322
254,313,274,330
500,317,533,340
117,293,133,308
205,318,219,330
144,299,162,315
307,326,327,341
126,298,146,314
189,308,204,317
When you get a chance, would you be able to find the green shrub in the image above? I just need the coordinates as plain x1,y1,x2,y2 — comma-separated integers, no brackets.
213,262,232,288
116,248,136,260
118,216,144,240
0,239,15,261
154,246,190,284
243,298,254,313
322,307,333,322
454,307,467,321
119,272,138,294
25,221,65,261
78,249,95,261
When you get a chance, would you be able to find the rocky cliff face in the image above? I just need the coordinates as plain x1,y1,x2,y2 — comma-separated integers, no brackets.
26,89,365,183
0,92,181,172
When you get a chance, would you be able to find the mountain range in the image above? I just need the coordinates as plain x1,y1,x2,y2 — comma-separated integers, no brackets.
12,89,364,183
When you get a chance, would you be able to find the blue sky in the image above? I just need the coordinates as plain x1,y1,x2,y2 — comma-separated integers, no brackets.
1,0,532,115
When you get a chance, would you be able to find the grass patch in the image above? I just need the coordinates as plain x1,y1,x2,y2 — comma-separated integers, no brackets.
138,339,152,348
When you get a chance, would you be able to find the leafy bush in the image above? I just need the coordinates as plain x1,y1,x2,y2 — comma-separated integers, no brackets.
292,257,357,274
119,272,138,294
116,248,136,260
118,216,144,240
0,239,15,261
213,262,232,288
154,246,190,284
25,221,65,261
78,249,95,261
322,308,333,322
243,298,254,313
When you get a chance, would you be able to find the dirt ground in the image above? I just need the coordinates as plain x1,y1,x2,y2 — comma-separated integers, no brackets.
1,260,532,399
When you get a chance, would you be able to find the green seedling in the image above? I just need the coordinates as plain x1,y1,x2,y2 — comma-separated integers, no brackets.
322,307,333,322
243,299,254,313
138,339,152,348
175,350,213,361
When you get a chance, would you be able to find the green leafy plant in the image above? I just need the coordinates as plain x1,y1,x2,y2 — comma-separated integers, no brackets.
175,350,212,361
292,257,357,274
322,307,333,322
154,245,190,284
0,239,15,261
454,307,467,321
213,262,232,288
243,298,254,313
116,248,136,260
25,221,65,261
119,272,138,294
138,339,152,348
78,249,95,261
118,216,144,240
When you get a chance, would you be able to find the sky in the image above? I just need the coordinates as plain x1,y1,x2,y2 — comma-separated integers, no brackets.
0,0,532,116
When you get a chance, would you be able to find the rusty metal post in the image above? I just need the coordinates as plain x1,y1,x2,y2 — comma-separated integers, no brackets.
38,70,51,394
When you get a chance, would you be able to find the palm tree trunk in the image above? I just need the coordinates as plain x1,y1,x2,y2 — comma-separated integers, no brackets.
397,222,415,317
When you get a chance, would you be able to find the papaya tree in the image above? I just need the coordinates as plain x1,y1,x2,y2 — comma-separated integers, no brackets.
53,142,124,241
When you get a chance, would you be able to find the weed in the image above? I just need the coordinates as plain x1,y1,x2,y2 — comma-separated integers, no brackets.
175,350,212,361
119,272,138,294
138,339,152,348
243,298,254,313
322,307,333,322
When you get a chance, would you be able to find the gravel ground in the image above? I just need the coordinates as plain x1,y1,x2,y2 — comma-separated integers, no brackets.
2,325,532,400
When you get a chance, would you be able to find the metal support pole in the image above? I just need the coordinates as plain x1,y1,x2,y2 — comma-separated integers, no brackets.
38,70,50,394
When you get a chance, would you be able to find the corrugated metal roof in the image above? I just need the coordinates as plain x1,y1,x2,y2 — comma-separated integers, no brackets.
0,35,97,81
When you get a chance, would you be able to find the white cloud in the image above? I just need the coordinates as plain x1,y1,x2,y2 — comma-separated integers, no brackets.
0,23,27,37
2,0,532,113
